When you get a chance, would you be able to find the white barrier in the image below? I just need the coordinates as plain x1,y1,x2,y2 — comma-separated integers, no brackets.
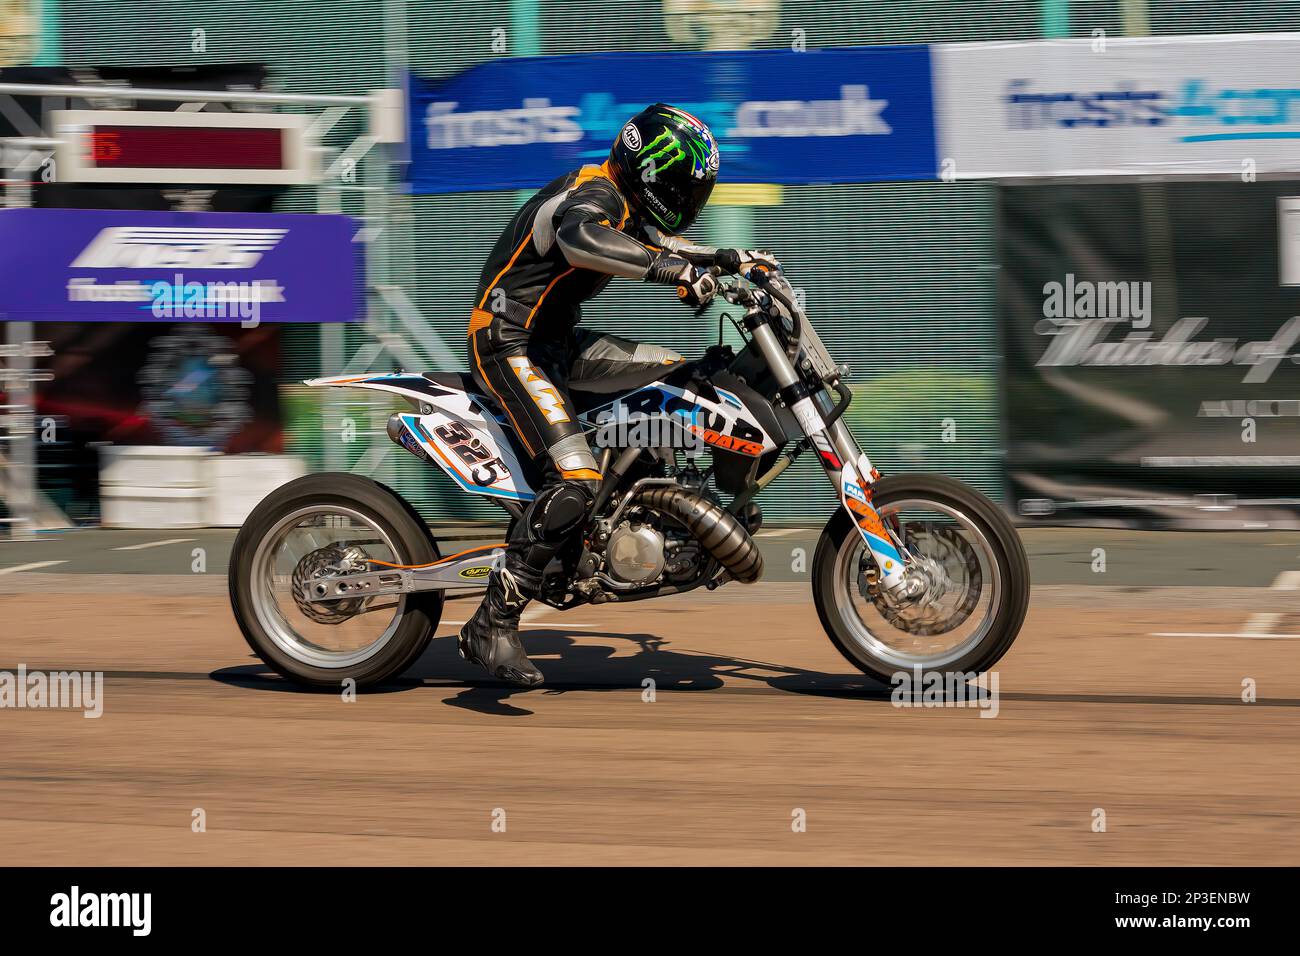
99,447,305,529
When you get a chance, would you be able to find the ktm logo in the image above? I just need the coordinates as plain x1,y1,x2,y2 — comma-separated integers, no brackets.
847,497,890,541
507,357,570,424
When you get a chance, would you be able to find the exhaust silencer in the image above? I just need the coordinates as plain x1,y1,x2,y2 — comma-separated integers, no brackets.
386,413,433,464
634,486,763,584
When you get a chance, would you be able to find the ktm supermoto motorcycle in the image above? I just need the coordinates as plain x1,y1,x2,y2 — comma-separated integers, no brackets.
229,263,1029,688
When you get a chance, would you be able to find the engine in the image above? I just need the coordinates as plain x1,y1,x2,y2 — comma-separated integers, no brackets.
595,462,762,588
604,517,705,585
605,521,666,584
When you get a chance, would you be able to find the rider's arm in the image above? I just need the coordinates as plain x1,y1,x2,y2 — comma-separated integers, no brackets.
550,180,718,305
552,180,661,279
643,224,779,276
641,224,720,264
552,180,707,286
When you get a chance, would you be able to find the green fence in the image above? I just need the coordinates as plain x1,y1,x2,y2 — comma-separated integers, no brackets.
57,0,1299,521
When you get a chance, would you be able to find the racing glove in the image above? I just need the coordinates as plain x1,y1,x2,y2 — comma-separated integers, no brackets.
714,248,780,278
647,253,718,309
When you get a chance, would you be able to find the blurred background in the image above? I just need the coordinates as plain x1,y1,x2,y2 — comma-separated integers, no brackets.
3,1,1300,532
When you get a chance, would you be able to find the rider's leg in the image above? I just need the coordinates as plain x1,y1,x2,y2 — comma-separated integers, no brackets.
461,322,601,686
567,329,684,392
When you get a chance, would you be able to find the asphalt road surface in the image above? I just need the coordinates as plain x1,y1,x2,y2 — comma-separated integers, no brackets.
2,526,1298,865
6,524,1300,585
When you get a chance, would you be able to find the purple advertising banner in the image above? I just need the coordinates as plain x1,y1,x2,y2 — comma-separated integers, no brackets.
0,208,363,323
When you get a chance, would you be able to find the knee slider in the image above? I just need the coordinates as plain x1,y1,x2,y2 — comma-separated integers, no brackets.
528,480,595,543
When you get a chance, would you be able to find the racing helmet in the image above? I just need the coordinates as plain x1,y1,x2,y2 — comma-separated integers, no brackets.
607,104,720,234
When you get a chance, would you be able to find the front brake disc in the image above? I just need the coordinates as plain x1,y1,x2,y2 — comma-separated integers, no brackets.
860,523,982,637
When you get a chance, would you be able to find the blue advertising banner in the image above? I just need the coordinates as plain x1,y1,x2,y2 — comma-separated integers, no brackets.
405,46,938,193
0,208,362,323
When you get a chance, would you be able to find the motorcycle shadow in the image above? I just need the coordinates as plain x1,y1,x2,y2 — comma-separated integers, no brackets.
420,629,894,717
211,628,894,717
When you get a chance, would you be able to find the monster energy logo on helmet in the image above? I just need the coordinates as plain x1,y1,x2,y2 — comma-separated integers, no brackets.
639,130,714,181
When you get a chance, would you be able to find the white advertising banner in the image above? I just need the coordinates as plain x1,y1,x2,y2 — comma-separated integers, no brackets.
934,33,1300,179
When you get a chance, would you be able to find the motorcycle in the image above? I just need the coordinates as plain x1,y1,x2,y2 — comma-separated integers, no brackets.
228,262,1029,688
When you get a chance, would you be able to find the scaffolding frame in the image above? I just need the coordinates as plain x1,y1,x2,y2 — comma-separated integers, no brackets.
0,76,454,535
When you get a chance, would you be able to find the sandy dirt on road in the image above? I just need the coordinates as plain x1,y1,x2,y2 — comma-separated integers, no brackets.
1,578,1297,865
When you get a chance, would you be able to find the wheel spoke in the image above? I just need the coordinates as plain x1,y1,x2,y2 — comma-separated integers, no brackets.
833,497,1002,670
249,505,407,670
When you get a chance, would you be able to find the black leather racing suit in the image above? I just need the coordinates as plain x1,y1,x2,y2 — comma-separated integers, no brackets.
467,161,707,604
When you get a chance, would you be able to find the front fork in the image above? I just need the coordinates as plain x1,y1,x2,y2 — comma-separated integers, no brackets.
747,320,909,594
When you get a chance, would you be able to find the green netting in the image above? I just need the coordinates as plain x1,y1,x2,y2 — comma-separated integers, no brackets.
58,0,1297,520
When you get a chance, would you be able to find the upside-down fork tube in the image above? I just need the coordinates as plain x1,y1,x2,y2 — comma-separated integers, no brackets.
745,319,907,592
819,414,907,590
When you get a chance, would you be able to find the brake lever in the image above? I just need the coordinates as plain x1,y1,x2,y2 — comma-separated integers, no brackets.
692,266,725,317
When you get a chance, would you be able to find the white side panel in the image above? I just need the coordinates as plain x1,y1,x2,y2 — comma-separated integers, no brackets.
579,380,778,458
397,398,535,503
305,373,535,502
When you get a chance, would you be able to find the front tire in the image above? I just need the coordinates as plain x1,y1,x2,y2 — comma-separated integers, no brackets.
812,473,1029,683
228,473,443,689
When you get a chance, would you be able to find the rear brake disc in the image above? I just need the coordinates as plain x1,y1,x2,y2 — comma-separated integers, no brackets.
291,545,370,624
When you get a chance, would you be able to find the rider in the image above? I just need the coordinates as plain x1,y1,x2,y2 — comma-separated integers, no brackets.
459,103,775,687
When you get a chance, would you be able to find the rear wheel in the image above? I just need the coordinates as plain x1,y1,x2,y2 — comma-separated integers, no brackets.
228,473,443,689
812,473,1029,683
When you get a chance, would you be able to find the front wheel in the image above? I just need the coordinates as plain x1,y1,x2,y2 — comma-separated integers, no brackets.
812,473,1029,683
228,473,443,689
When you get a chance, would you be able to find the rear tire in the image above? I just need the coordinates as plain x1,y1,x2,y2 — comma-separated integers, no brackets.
228,473,443,689
812,473,1029,683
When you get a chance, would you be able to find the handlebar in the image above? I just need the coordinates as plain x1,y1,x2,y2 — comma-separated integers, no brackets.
714,266,792,313
710,266,804,362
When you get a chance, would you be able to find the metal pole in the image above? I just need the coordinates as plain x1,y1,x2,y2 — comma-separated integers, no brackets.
512,0,541,56
35,0,62,67
511,1,542,211
2,143,37,538
1040,0,1070,37
318,142,346,474
1120,0,1150,37
0,82,376,108
4,322,36,539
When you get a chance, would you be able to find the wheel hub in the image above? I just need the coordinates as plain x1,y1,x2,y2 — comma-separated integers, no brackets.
291,544,371,624
859,523,982,637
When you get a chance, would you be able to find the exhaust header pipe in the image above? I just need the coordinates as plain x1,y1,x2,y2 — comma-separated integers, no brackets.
634,486,763,584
